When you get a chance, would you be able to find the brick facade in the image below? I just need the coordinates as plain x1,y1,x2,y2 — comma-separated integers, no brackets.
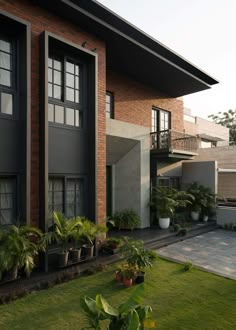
0,0,106,226
0,0,185,228
107,71,184,131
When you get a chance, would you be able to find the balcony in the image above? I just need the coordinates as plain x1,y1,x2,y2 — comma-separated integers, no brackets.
150,129,198,159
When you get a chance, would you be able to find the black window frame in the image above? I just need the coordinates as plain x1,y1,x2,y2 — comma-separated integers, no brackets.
152,107,171,132
0,34,17,119
48,47,85,129
106,91,114,119
48,175,86,225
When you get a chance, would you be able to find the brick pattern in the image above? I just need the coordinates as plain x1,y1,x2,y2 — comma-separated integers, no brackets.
107,71,184,131
0,0,106,226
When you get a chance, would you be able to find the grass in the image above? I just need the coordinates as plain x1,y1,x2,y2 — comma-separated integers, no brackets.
0,258,236,329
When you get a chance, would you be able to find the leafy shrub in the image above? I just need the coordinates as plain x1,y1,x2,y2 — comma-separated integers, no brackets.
111,209,140,230
183,261,193,271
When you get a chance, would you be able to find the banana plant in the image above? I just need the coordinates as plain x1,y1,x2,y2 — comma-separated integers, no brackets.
80,284,155,329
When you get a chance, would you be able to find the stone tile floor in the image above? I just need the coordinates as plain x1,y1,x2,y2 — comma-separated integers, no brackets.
158,229,236,280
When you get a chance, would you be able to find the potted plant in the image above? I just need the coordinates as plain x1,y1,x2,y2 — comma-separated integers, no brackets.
111,208,140,230
102,236,124,255
121,264,136,287
151,186,193,229
53,212,81,267
187,182,217,222
120,238,158,283
0,225,45,281
77,217,107,259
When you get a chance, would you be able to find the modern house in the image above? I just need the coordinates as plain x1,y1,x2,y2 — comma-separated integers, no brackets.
0,0,218,268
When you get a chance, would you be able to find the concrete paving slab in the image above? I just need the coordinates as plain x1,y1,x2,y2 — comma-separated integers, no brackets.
158,229,236,280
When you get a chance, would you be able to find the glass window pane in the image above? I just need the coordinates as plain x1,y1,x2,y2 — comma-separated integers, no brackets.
54,191,63,204
0,210,13,225
66,107,74,126
0,69,11,87
55,105,64,124
0,40,11,53
0,52,11,70
66,87,74,102
106,95,111,103
48,58,52,68
75,76,79,89
75,90,79,103
54,178,63,191
53,85,62,99
48,68,52,83
66,61,74,74
67,179,75,191
54,70,62,85
53,59,61,71
66,73,74,88
75,65,79,76
67,204,74,218
1,93,13,115
48,83,52,98
48,103,54,122
75,110,80,127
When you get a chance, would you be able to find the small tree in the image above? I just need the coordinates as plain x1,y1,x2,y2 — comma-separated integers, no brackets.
208,109,236,145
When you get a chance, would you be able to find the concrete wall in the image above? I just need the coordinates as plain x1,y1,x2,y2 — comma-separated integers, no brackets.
182,160,217,193
106,119,150,228
217,207,236,226
196,117,229,146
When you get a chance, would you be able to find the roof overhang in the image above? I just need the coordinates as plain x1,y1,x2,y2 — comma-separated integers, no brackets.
35,0,219,97
198,134,224,142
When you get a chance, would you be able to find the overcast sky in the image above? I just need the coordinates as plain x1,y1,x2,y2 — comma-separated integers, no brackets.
98,0,236,119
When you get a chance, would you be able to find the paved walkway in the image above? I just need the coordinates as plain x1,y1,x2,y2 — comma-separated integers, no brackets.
158,229,236,280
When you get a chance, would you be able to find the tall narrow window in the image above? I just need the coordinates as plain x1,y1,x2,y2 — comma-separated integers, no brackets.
0,177,16,225
106,91,114,119
152,107,170,132
66,179,84,218
48,52,82,128
0,38,14,116
48,178,64,225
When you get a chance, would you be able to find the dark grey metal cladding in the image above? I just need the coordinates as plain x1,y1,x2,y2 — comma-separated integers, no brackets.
48,128,88,174
0,11,30,222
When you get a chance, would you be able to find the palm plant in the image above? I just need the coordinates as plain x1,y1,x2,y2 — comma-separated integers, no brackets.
0,225,45,280
80,284,155,329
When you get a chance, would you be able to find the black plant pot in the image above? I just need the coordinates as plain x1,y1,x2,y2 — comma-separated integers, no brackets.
83,244,94,258
69,248,81,263
58,251,69,268
4,265,18,281
135,271,145,284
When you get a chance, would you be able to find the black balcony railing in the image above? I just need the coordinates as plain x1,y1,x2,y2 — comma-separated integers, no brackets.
150,129,198,153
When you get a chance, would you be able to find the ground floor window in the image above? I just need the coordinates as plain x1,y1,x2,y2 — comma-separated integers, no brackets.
48,176,84,225
0,177,16,225
157,176,180,190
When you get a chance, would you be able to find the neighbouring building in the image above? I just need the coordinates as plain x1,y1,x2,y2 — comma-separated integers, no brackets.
0,0,218,269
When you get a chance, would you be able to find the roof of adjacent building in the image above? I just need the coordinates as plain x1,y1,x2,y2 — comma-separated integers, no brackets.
35,0,219,97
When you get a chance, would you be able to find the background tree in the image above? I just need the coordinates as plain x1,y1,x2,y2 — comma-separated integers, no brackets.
208,109,236,145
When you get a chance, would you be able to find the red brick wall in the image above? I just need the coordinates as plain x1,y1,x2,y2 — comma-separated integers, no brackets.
0,0,106,226
107,71,184,131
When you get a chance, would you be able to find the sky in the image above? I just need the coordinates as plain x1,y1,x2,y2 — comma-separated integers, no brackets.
98,0,236,119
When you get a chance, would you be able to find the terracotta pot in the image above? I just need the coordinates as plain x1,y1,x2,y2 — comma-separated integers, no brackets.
123,277,133,288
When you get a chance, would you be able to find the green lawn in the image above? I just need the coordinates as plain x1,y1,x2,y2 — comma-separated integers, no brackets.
0,258,236,329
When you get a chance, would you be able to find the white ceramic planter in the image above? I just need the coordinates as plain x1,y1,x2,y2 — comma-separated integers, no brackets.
159,217,170,229
191,211,200,221
203,215,208,222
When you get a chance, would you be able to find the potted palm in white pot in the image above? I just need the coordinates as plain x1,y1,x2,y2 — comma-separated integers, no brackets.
151,186,193,229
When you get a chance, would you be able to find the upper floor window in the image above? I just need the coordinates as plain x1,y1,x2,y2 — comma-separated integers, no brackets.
0,38,15,117
106,91,114,119
48,52,83,128
0,177,16,225
152,107,170,132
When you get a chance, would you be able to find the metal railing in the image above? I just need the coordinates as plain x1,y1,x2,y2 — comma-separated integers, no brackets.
150,129,198,153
